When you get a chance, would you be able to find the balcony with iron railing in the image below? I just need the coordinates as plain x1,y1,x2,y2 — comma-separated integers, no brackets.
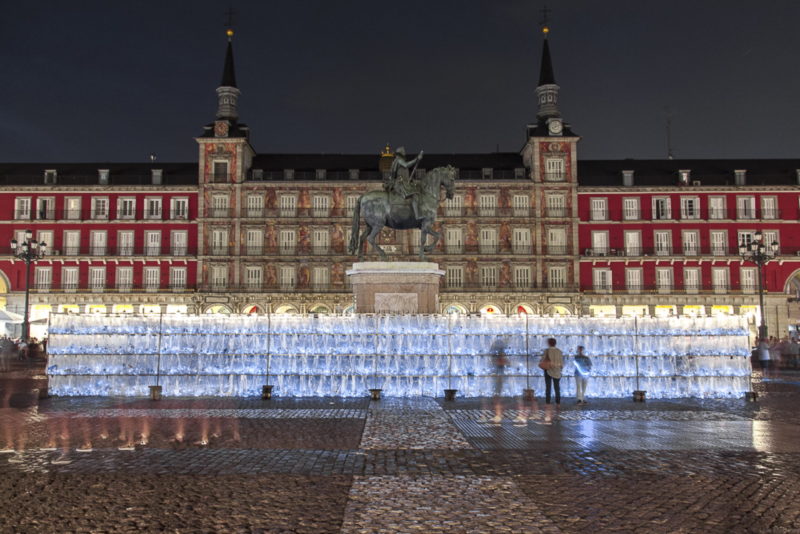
580,245,789,258
585,284,756,295
16,244,198,257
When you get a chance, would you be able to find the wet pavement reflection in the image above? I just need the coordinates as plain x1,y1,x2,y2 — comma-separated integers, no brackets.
1,361,799,532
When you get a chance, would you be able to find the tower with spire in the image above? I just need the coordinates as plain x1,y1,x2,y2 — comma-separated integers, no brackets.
520,20,581,294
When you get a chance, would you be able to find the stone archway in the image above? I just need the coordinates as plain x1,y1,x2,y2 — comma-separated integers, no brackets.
242,304,263,315
544,304,572,316
204,304,232,314
0,268,10,309
784,268,800,298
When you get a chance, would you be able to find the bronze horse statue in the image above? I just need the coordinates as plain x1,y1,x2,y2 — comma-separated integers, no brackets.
348,165,455,260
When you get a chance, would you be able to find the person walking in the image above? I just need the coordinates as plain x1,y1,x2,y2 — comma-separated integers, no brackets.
489,336,510,423
574,345,592,405
541,338,564,405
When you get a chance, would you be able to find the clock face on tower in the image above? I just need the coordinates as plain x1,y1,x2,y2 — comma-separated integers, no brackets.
548,119,563,135
214,121,229,138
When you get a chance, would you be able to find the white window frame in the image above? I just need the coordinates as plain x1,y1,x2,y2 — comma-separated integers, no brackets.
740,267,757,294
590,198,608,221
654,230,672,256
680,196,700,220
91,197,109,220
211,229,228,255
144,231,161,256
117,197,136,220
64,197,81,220
244,266,263,290
171,197,189,220
117,230,135,255
591,231,609,256
311,195,330,217
171,230,188,256
278,266,296,289
89,266,106,292
445,226,464,254
478,194,497,217
445,194,464,217
211,266,228,290
513,265,531,288
548,266,567,289
760,196,778,220
34,266,52,290
684,267,700,294
312,228,330,255
311,266,329,290
170,267,187,291
116,266,133,292
90,230,107,256
622,197,640,220
547,227,567,255
144,197,162,220
512,228,532,254
543,157,566,181
62,267,79,292
279,194,297,217
592,268,612,293
143,266,160,292
655,267,673,293
736,196,756,220
623,230,641,257
652,197,672,220
479,227,498,254
245,228,263,256
279,229,296,255
712,267,730,294
36,197,55,220
625,268,642,294
708,196,726,220
480,265,498,288
682,230,700,256
545,194,566,218
246,194,264,218
511,194,530,217
446,265,464,288
711,230,728,256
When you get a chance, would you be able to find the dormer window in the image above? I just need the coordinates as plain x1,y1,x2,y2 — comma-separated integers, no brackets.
316,169,326,180
44,170,57,185
514,167,525,179
349,169,359,180
482,168,493,180
734,169,747,186
98,169,110,185
622,170,634,186
151,169,163,185
251,169,264,181
678,169,691,186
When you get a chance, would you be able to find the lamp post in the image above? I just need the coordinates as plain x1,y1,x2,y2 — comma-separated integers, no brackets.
10,230,47,342
738,230,778,340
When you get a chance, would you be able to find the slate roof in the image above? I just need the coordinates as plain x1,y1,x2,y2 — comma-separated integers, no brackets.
578,159,800,187
0,162,197,186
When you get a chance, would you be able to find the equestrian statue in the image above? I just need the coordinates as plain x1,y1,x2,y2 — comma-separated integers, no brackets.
348,147,455,260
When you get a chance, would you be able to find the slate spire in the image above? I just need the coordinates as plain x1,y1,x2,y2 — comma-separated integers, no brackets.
538,35,555,86
220,31,237,88
216,29,241,121
535,26,560,121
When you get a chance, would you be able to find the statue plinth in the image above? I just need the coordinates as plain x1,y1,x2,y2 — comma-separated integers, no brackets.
346,262,444,314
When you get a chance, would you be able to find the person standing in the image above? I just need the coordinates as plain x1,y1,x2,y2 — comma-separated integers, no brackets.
542,338,564,405
757,338,771,377
574,345,592,405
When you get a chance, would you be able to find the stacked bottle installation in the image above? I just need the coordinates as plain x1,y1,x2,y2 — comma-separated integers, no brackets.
46,314,752,398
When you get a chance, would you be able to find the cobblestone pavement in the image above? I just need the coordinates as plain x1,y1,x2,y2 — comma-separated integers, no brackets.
1,361,800,533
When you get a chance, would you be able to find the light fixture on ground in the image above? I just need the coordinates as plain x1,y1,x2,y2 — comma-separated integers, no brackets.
10,230,46,342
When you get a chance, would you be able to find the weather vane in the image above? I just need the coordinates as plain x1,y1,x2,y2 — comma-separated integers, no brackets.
540,4,551,35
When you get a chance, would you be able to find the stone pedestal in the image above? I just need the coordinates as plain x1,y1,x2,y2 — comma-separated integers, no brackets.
346,262,445,314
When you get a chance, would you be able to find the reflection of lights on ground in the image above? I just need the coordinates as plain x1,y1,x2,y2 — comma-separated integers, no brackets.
751,420,772,451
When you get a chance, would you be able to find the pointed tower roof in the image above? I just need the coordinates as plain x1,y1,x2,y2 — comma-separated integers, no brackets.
220,29,237,88
538,29,555,86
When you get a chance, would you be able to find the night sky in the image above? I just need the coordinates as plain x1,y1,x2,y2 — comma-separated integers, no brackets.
1,1,798,163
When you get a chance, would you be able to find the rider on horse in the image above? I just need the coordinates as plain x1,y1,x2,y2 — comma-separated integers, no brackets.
384,147,424,219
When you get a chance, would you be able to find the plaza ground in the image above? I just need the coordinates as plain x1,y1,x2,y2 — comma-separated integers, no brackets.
1,361,799,533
